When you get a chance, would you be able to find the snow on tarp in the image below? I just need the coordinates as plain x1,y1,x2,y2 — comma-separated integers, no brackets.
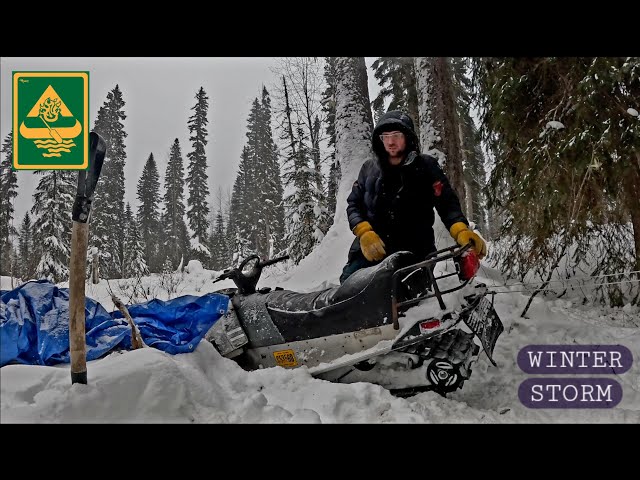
0,280,229,367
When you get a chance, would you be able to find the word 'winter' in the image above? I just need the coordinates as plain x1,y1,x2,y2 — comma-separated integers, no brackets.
517,345,633,374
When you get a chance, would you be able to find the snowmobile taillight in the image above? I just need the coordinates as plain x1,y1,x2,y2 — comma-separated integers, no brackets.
419,319,441,334
459,250,480,281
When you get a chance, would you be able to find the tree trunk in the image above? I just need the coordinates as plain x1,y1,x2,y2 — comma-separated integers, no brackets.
459,122,474,223
332,57,374,227
625,153,640,272
282,76,297,157
406,60,420,135
91,249,100,284
434,58,466,207
414,57,467,247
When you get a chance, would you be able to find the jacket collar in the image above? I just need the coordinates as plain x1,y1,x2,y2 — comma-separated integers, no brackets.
403,151,419,166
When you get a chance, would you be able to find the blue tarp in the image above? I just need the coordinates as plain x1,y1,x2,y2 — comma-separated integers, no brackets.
1,280,229,367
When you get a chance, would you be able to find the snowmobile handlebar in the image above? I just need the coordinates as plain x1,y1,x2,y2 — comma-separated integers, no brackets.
258,254,290,269
212,254,290,293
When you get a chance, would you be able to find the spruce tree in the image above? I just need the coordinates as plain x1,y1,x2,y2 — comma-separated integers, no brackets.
472,57,640,306
123,202,148,278
31,170,75,282
228,146,252,262
258,87,286,257
91,85,128,278
229,90,285,261
136,152,161,271
186,87,211,263
162,139,190,269
278,76,316,262
209,209,229,270
18,212,36,280
244,97,266,257
284,130,317,263
274,59,331,260
0,131,18,275
322,58,341,226
371,57,420,133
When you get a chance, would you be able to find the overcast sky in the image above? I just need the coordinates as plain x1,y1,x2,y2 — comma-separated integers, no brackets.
1,57,380,227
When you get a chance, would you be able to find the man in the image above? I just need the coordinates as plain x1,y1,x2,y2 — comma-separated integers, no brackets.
340,110,487,284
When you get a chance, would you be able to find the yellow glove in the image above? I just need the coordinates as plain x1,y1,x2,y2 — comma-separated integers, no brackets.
449,222,487,259
353,221,386,262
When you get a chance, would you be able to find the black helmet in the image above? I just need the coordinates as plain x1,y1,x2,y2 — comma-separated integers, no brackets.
372,110,420,161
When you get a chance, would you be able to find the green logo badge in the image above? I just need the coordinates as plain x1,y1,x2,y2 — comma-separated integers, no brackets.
13,72,89,170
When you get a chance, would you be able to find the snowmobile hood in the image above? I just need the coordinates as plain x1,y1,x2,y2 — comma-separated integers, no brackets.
372,110,420,167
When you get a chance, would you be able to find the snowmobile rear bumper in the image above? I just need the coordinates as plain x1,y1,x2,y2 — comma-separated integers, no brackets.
391,243,477,329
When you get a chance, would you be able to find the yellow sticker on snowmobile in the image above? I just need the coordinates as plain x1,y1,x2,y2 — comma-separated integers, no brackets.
274,349,298,367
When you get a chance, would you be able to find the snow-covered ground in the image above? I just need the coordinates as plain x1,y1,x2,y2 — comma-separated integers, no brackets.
1,240,639,423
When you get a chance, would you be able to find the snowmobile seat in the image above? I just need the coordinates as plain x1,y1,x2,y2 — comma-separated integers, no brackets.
249,251,420,343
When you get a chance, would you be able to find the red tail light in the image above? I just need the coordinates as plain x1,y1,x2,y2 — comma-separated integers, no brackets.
459,250,480,280
419,319,441,334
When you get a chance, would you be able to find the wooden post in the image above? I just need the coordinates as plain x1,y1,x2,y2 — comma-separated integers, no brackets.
69,221,90,384
69,132,106,385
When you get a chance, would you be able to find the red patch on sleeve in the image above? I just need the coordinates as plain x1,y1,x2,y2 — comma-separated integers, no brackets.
433,181,443,197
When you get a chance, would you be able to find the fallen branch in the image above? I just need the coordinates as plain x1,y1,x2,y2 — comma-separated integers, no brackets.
111,294,144,349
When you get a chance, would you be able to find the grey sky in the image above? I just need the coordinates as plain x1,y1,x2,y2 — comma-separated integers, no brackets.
1,57,380,227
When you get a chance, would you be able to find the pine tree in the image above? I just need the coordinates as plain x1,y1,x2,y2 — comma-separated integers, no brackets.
186,87,211,263
123,202,148,278
18,212,36,280
31,170,75,282
162,139,190,269
91,85,128,278
0,131,18,275
136,152,161,272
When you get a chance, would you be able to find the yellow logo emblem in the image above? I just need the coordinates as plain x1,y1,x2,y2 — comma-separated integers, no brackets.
13,72,89,170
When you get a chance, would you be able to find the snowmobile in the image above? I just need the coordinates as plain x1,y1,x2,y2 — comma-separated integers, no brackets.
207,244,504,397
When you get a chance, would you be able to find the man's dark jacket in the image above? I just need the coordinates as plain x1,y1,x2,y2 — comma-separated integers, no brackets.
346,110,468,261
